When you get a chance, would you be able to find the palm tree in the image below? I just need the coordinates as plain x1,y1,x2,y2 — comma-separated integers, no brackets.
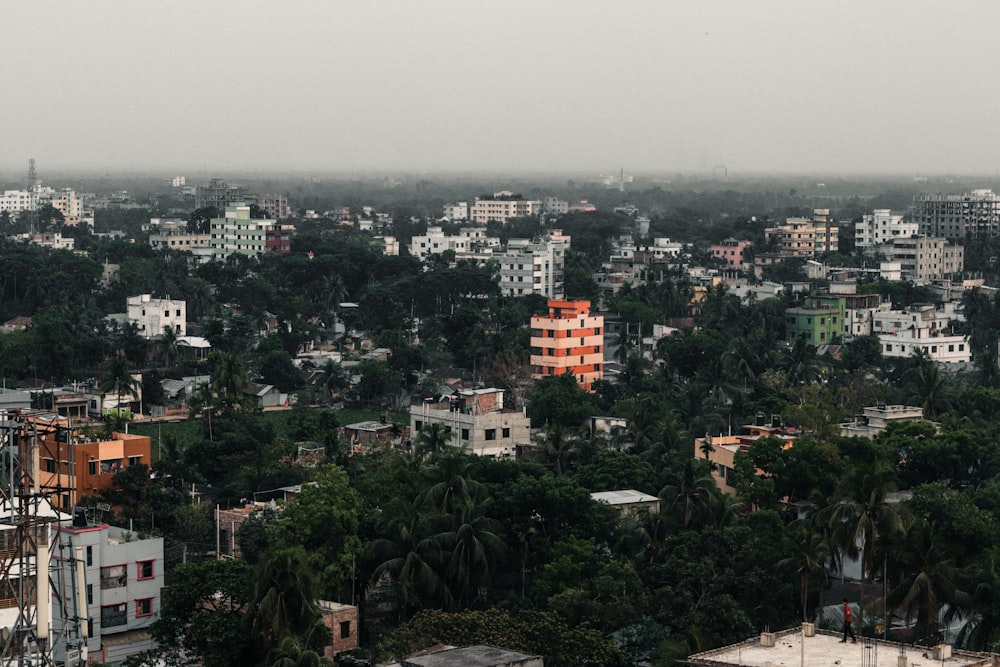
316,359,348,405
956,559,1000,651
247,549,325,658
538,424,577,476
418,448,483,514
660,458,717,530
157,325,180,368
887,518,966,643
212,352,248,401
779,523,831,622
903,360,953,419
188,381,216,441
828,462,904,633
103,349,140,416
412,422,453,461
441,499,505,610
368,498,452,613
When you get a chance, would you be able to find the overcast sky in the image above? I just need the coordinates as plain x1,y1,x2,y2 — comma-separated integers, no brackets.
4,1,999,175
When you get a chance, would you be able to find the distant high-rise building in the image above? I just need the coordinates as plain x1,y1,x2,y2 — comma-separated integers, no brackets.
496,230,570,299
912,189,1000,240
196,178,254,212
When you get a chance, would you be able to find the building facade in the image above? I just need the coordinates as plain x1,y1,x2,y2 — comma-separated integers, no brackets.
209,203,275,259
195,178,253,211
127,294,186,338
764,216,839,257
882,236,964,282
52,520,164,666
470,191,536,224
711,238,753,268
530,299,604,391
410,388,530,458
855,209,918,249
496,231,570,299
912,189,1000,239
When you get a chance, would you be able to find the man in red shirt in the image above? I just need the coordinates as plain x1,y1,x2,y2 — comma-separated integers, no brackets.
840,598,857,643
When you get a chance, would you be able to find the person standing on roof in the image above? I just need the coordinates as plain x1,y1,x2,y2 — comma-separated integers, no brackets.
840,598,857,643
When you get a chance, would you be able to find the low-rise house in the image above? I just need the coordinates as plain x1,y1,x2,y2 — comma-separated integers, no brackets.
395,645,543,667
841,404,926,438
591,490,660,517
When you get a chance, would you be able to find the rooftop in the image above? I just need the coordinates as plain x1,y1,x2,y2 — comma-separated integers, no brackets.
687,628,991,667
401,644,542,667
591,489,659,506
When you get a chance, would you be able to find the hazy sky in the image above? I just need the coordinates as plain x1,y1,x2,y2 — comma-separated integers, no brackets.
4,1,1000,175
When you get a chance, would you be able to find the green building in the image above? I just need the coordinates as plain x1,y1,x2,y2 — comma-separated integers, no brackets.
785,298,845,345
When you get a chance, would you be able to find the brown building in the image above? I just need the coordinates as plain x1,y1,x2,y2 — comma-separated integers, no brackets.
319,600,359,659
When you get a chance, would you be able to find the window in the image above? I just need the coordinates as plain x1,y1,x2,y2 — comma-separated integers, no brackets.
485,429,497,441
101,603,127,628
100,459,122,474
87,584,93,605
86,546,93,567
340,620,351,639
44,458,55,473
136,598,153,617
128,455,142,467
138,560,154,580
461,428,470,440
414,421,422,432
88,461,97,476
101,565,127,589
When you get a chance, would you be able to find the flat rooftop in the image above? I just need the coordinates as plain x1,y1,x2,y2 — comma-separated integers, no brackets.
687,628,992,667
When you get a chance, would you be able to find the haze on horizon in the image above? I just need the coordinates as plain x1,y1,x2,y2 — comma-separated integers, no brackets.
5,1,1000,176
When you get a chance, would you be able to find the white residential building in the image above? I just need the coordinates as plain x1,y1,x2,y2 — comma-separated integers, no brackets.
0,189,37,214
410,388,530,458
127,294,186,338
409,227,501,262
52,518,164,665
209,203,274,259
881,236,964,282
442,202,468,221
855,209,918,249
470,191,536,224
873,304,969,363
496,230,570,298
543,197,569,215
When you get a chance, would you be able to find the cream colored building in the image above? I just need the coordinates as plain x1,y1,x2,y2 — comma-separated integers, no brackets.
128,294,186,338
471,191,536,223
410,388,530,458
210,203,275,259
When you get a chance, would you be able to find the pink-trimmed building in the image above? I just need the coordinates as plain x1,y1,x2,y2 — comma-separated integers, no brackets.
711,238,753,268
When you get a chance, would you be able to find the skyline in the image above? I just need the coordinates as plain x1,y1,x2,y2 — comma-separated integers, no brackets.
5,1,1000,175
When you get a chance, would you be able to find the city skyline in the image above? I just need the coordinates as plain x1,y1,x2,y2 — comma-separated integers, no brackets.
5,1,1000,175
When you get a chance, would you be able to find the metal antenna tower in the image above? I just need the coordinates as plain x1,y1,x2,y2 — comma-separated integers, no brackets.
26,160,37,191
0,412,73,666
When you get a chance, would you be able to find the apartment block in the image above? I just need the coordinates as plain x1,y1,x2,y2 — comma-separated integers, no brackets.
209,203,275,259
148,219,213,264
195,178,254,211
711,238,753,268
855,209,918,249
496,231,570,299
127,293,186,339
882,236,963,282
52,518,164,665
764,215,839,257
912,189,1000,240
410,388,530,458
470,191,536,224
530,299,604,391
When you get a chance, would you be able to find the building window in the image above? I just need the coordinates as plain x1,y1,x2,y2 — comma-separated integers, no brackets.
88,460,97,476
340,620,351,639
101,565,127,589
87,584,93,605
86,546,93,567
485,429,497,441
138,560,154,580
44,458,55,473
101,603,127,628
414,420,422,432
128,455,142,467
136,598,153,617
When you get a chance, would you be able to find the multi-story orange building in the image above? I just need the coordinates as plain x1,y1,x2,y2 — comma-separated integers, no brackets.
530,299,604,391
32,421,152,511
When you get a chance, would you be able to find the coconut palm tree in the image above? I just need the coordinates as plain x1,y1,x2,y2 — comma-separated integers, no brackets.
103,349,140,417
412,422,453,461
247,549,325,658
157,325,180,368
779,522,831,622
441,499,505,610
660,458,717,530
188,381,216,441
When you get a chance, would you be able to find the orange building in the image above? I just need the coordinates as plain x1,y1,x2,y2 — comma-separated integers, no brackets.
33,423,152,511
530,299,604,391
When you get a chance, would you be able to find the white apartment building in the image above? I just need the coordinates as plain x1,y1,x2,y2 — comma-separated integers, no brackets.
470,191,536,224
127,294,186,338
209,203,274,259
409,227,501,262
496,230,570,299
0,189,37,214
410,388,530,458
442,202,468,221
881,236,963,282
148,218,213,264
52,518,164,665
873,304,969,363
912,189,1000,239
855,209,918,249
